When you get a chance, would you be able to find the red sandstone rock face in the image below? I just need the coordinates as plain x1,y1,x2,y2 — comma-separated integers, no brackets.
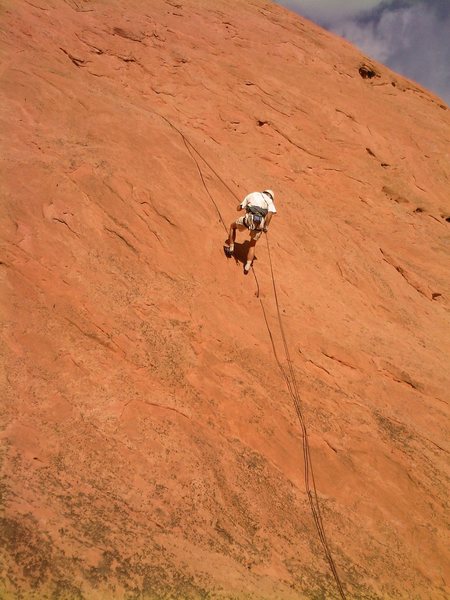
1,1,449,598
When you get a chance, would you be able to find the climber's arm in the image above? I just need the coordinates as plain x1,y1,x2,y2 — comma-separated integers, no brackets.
264,212,274,231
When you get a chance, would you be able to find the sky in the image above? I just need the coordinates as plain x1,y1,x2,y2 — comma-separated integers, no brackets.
276,0,450,104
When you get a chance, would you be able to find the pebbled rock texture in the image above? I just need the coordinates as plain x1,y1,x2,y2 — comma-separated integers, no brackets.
1,0,449,598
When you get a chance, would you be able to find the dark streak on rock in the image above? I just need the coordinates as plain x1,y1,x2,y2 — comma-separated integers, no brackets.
104,227,138,254
60,47,88,67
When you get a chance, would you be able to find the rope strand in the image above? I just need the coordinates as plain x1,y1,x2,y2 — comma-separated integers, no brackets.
262,235,346,599
155,109,346,598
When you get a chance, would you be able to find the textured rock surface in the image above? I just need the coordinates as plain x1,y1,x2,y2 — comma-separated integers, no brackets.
1,0,449,598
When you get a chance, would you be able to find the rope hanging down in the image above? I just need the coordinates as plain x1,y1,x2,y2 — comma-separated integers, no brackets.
155,111,230,231
261,236,346,599
156,110,346,599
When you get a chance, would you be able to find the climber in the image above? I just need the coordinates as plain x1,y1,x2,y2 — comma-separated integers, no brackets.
224,189,277,273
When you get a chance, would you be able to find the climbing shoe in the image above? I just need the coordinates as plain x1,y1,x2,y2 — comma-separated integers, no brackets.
244,261,252,274
224,243,234,257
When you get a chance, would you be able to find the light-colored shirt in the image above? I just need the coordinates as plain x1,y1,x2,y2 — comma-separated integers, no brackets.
241,191,277,213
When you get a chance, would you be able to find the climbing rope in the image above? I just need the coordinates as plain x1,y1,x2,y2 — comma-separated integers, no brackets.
154,111,229,232
155,110,346,599
261,236,346,599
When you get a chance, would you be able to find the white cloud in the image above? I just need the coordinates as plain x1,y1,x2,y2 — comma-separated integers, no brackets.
276,0,450,104
333,1,450,103
278,0,380,22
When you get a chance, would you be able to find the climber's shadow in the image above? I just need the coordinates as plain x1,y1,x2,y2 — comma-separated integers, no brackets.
231,241,257,266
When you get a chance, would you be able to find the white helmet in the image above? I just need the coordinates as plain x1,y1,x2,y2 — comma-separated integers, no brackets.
263,189,274,200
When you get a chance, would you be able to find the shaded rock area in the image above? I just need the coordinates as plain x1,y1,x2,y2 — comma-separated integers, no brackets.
1,0,449,598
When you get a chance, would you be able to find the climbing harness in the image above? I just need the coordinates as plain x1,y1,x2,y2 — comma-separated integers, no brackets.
247,204,268,218
154,109,347,600
244,211,265,231
243,193,271,230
